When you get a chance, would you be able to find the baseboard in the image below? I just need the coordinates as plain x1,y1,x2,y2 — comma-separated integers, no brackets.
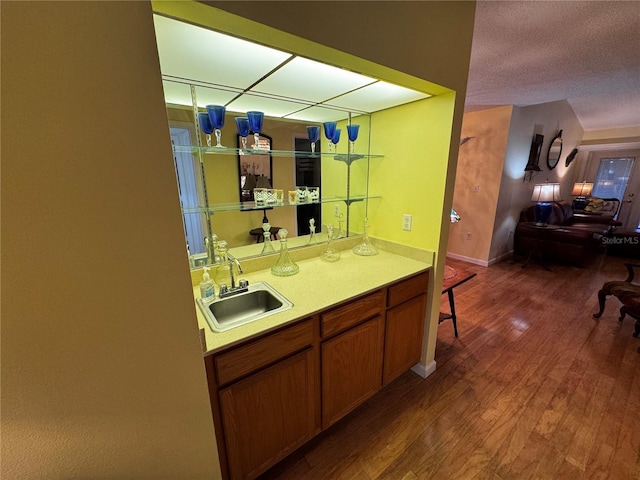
446,252,489,267
488,250,514,266
411,360,436,379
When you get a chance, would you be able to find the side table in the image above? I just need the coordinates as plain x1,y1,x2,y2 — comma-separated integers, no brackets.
521,222,562,270
440,265,477,337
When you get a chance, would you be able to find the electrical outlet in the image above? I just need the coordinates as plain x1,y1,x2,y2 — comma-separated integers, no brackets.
334,205,340,217
402,214,412,231
466,232,472,240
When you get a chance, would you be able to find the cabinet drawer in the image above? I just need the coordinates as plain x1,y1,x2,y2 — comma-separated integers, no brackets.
387,271,429,308
321,290,384,338
214,319,313,386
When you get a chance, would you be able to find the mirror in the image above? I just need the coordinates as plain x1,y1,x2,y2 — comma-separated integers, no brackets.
166,98,372,268
546,129,563,170
238,134,273,203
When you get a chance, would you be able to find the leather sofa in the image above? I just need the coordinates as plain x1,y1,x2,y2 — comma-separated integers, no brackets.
514,199,620,266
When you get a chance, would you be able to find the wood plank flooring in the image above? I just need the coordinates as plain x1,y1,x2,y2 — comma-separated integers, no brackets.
259,253,640,480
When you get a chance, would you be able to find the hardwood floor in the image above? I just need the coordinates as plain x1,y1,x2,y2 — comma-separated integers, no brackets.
258,253,640,480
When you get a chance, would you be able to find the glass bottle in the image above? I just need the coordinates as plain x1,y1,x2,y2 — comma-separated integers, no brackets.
261,222,275,254
308,218,316,244
322,224,340,262
353,218,378,256
337,213,345,239
214,240,232,286
271,229,299,276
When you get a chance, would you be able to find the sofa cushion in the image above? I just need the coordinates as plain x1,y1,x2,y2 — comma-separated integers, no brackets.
584,197,620,216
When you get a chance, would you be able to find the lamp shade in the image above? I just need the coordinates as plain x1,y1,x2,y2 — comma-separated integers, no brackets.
531,183,561,202
571,182,593,197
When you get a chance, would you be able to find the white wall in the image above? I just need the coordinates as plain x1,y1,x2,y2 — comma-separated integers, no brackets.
490,100,584,262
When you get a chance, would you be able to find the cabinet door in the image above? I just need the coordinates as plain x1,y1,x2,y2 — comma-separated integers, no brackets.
383,293,427,385
321,315,384,428
219,349,317,480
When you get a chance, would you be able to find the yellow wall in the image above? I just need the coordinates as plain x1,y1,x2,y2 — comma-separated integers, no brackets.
192,0,476,368
1,2,220,478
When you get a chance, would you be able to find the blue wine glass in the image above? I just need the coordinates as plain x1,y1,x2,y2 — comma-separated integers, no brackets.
235,117,250,150
247,111,264,150
323,122,337,152
307,126,320,154
206,105,226,148
198,112,214,147
332,128,341,148
346,124,360,153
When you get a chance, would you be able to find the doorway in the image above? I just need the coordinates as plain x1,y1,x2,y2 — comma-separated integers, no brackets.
585,149,640,230
294,136,322,237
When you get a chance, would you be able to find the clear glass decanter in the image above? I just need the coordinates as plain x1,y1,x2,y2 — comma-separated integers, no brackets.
353,218,378,256
261,222,275,254
214,240,232,286
322,224,340,262
271,229,299,276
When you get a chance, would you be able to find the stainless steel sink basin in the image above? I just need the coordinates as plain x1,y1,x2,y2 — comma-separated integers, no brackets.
196,281,293,332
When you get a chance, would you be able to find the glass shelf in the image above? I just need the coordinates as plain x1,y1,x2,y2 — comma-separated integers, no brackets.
181,195,379,215
172,144,383,161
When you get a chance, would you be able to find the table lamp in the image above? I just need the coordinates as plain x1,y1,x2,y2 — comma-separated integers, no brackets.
531,183,561,226
571,181,593,211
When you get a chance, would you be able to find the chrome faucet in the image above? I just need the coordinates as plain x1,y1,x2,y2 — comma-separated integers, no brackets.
227,253,243,289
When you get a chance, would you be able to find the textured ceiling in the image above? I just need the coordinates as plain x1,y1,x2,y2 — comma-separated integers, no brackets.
465,1,640,132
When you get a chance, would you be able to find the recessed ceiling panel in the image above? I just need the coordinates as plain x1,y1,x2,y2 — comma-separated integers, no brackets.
161,81,239,108
251,56,376,103
285,106,351,123
194,86,240,108
226,93,309,118
327,81,431,113
153,15,292,90
162,80,193,106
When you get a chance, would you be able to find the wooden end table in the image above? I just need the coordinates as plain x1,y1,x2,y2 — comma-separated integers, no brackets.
440,265,477,337
521,222,562,271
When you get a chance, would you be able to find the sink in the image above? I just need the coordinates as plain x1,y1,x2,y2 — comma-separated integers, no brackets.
196,281,293,332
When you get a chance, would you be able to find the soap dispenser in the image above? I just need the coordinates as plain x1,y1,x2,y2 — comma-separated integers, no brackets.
199,266,215,299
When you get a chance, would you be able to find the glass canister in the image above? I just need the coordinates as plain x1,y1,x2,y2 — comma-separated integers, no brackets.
271,229,299,276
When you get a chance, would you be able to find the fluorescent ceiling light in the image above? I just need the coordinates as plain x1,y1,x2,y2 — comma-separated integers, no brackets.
252,56,376,103
153,14,432,121
153,15,291,90
327,81,431,112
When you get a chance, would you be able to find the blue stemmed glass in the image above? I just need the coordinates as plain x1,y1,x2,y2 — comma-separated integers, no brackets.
247,111,264,150
346,124,360,154
206,105,226,148
198,112,214,147
235,117,250,150
323,122,337,152
307,126,320,154
332,128,341,148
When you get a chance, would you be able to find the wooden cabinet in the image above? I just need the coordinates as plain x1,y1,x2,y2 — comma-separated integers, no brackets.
204,318,319,480
219,349,316,480
321,315,384,428
205,271,429,480
383,272,429,385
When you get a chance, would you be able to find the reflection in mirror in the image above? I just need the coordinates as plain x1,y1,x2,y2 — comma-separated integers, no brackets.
546,129,563,170
165,100,372,269
238,134,272,203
